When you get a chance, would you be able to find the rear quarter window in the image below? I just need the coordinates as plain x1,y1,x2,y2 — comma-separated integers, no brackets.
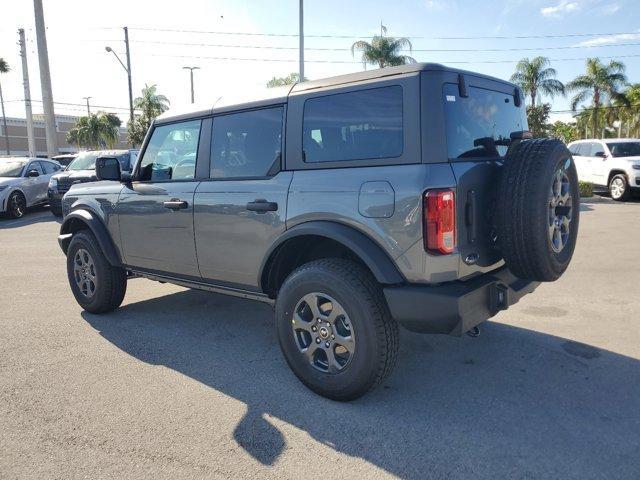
443,83,527,160
302,85,403,163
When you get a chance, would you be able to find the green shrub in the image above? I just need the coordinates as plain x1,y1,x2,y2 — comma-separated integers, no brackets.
579,181,594,198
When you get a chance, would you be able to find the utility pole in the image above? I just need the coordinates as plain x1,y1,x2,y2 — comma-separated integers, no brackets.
18,28,36,157
83,96,91,115
299,0,304,82
0,80,8,155
33,0,58,157
124,26,134,126
182,66,199,103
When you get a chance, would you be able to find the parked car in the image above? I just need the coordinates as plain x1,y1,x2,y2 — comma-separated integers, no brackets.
0,157,62,219
51,153,78,168
57,63,579,400
568,138,640,201
48,149,138,216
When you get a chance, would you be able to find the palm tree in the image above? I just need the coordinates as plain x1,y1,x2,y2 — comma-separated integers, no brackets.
616,84,640,137
510,57,565,107
267,73,305,88
351,26,416,69
133,84,170,120
66,112,121,149
0,58,10,154
567,58,628,138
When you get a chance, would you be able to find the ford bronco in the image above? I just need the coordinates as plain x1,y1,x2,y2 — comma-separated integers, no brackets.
58,63,579,400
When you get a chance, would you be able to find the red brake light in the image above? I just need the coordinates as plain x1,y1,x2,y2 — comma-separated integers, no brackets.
424,189,456,255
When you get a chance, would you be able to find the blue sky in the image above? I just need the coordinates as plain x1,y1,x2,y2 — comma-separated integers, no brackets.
1,0,639,122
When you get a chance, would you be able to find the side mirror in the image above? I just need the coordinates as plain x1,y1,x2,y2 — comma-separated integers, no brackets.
95,156,121,181
26,169,40,178
594,151,607,158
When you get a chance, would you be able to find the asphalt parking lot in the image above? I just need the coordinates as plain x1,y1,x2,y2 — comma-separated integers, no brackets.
1,198,639,480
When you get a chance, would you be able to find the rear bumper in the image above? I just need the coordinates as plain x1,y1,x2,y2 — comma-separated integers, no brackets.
383,267,539,335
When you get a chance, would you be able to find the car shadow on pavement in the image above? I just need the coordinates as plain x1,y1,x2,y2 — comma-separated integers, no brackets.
82,289,640,479
0,207,61,229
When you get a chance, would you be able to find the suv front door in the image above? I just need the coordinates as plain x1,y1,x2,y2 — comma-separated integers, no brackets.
117,119,208,277
193,106,292,289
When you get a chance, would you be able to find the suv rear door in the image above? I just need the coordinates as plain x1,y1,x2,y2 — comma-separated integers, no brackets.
193,106,291,289
117,119,208,277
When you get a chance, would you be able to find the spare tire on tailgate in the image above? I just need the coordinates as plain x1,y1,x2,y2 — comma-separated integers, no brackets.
496,138,579,282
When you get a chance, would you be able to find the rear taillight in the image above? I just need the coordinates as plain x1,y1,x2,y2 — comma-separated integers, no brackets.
424,189,456,255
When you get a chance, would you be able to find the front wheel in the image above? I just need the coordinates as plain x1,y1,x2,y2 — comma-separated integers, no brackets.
66,231,127,313
7,191,26,219
609,174,630,201
275,259,399,401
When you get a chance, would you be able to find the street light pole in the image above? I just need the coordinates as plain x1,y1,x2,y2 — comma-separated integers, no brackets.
299,0,304,82
123,27,134,125
18,28,36,157
182,66,200,104
83,96,91,115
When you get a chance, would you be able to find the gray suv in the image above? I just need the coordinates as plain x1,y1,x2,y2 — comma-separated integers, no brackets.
58,63,580,400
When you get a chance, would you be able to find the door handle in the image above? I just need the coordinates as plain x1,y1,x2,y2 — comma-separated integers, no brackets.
246,199,278,213
163,199,189,210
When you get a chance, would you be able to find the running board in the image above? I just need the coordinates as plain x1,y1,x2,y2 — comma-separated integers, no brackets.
129,270,275,305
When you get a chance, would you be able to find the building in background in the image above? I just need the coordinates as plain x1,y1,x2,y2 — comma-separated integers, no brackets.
0,114,128,157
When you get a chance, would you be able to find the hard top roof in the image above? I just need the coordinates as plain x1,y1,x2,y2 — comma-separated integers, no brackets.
156,63,517,124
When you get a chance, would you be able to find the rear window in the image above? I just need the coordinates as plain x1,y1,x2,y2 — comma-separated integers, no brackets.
443,83,527,159
302,86,403,163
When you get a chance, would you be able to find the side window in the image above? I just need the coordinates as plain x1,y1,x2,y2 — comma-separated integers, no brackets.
210,107,283,179
40,161,57,174
138,120,202,181
302,86,403,163
590,143,605,157
576,143,591,156
28,162,44,175
568,144,580,155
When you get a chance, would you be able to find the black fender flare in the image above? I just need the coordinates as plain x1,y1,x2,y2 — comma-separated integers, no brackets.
259,221,405,292
58,209,122,266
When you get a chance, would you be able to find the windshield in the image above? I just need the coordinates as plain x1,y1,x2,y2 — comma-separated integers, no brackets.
0,160,26,177
443,83,528,159
606,142,640,158
66,152,100,171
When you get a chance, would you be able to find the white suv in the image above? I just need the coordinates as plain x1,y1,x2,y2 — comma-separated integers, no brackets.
568,138,640,201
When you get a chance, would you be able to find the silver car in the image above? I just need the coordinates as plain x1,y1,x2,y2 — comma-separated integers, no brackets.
0,157,62,219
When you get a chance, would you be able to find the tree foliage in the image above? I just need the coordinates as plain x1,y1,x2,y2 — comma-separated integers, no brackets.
510,57,565,107
526,104,551,137
351,26,416,69
127,84,170,146
66,112,121,149
267,73,305,88
567,58,628,137
548,121,580,144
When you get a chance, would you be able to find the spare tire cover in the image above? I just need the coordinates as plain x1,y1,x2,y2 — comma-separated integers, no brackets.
496,138,580,282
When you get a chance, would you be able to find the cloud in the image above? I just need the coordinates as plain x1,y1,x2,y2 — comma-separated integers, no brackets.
601,3,620,14
540,0,580,17
574,31,640,47
425,0,447,10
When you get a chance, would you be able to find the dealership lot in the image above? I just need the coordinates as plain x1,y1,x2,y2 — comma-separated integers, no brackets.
1,198,639,479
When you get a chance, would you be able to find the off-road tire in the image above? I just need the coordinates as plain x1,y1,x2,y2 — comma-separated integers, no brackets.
275,258,399,401
66,231,127,313
609,174,630,201
497,138,580,282
7,191,26,219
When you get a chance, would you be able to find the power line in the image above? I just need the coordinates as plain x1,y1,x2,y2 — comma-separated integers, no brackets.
128,27,640,41
128,39,640,53
146,53,640,65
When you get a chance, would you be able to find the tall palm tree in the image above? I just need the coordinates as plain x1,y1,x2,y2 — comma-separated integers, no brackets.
0,58,10,154
66,112,121,149
134,84,170,120
567,58,628,138
510,56,565,107
351,26,416,69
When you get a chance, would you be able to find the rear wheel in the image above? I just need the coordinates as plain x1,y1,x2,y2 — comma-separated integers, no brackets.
66,231,127,313
275,259,398,401
7,191,26,219
609,174,630,201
